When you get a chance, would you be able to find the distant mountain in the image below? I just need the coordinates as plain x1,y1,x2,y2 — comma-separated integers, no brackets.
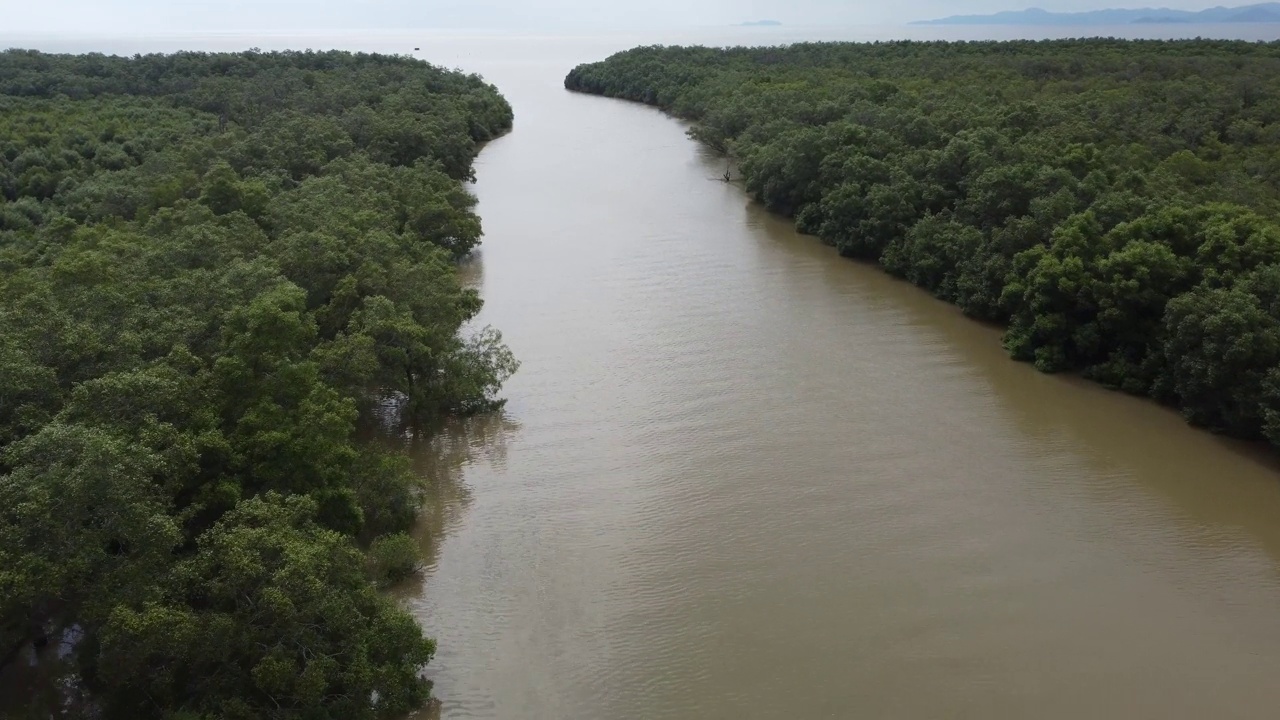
913,2,1280,25
740,20,783,26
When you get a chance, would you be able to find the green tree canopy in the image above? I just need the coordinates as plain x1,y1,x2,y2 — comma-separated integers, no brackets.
0,48,516,718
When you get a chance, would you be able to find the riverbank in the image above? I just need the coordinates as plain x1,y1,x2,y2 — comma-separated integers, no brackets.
564,39,1280,454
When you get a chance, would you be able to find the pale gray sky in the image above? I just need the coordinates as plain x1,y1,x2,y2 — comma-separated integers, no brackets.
0,0,1247,33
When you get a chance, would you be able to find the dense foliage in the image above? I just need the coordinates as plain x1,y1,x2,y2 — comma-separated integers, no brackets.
567,40,1280,446
0,49,516,718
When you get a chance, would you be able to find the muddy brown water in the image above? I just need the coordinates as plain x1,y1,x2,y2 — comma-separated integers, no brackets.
392,31,1280,720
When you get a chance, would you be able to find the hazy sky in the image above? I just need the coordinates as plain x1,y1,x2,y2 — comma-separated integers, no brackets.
1,0,1248,34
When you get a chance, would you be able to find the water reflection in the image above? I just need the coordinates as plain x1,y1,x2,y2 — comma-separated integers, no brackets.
393,412,522,583
692,131,1280,565
738,198,1280,566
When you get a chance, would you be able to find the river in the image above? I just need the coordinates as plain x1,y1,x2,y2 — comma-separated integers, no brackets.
6,24,1280,720
398,28,1280,720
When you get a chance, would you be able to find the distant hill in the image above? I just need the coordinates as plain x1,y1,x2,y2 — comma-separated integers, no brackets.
913,2,1280,24
739,20,783,26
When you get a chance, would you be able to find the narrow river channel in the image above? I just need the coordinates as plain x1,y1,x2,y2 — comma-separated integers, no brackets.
395,31,1280,720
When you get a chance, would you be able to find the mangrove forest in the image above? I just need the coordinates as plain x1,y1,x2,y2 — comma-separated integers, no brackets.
0,49,516,718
